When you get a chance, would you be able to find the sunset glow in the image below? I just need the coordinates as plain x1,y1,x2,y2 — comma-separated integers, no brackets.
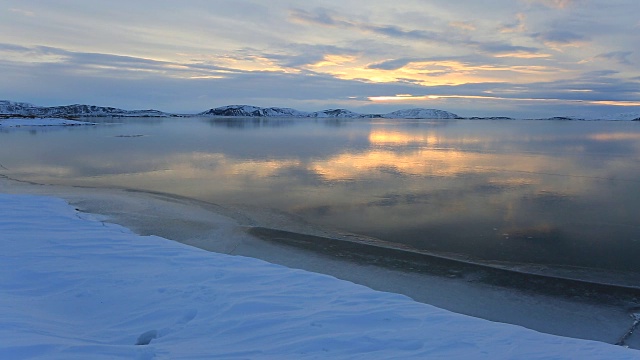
0,0,638,118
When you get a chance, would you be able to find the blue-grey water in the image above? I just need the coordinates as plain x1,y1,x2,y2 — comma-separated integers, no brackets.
2,117,639,278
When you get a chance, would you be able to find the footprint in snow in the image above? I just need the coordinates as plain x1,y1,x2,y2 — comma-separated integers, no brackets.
135,309,198,345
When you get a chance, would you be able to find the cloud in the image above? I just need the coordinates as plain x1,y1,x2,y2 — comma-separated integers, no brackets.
289,8,351,27
532,30,588,48
581,70,619,78
9,8,35,16
478,42,540,55
253,43,359,68
291,8,542,59
2,1,638,118
367,58,418,71
523,0,574,9
12,42,624,115
500,13,527,33
290,8,450,43
449,21,476,32
595,51,634,65
0,43,32,52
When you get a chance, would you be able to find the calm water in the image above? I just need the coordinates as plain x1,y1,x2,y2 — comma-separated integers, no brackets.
2,117,640,274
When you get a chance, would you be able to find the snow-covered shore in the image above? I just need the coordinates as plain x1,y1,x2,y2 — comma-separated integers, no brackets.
0,118,95,128
1,192,639,359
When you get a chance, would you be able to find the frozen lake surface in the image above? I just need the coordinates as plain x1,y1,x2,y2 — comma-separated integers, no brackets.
2,117,640,283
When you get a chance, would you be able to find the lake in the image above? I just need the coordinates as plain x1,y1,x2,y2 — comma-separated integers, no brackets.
2,117,639,279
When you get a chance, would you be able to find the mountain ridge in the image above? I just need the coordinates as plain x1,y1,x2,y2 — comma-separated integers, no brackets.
2,100,639,120
0,100,171,118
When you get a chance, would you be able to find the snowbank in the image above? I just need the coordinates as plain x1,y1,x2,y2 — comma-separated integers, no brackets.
1,193,637,359
0,118,95,127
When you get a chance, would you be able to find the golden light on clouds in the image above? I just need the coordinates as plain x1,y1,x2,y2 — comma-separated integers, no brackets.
368,94,504,102
493,52,551,59
202,54,295,74
309,54,358,68
368,94,640,108
449,21,477,31
368,95,432,102
300,58,563,87
588,100,640,107
1,0,637,118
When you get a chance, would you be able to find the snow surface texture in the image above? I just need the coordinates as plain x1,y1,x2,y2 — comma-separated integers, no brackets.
1,193,638,359
0,118,95,127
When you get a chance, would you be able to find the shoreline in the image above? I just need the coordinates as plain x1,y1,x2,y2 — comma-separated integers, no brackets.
1,175,639,348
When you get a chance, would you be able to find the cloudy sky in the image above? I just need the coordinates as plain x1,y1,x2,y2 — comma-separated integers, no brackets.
1,0,639,117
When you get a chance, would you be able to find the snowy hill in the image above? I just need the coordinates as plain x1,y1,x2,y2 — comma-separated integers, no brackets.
199,105,309,117
0,100,169,118
384,108,460,119
0,100,37,114
199,105,371,118
4,100,639,120
308,108,369,118
199,105,458,119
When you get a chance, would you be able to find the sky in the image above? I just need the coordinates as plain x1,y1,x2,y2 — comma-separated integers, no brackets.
1,0,639,117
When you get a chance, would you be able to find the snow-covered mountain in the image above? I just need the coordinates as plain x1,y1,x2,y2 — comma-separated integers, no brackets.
199,105,309,117
199,105,460,119
0,100,37,114
199,105,372,118
0,100,169,118
308,108,371,118
383,108,460,119
4,100,639,120
466,116,514,120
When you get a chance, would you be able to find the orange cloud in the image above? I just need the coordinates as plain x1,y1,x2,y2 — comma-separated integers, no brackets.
588,100,640,107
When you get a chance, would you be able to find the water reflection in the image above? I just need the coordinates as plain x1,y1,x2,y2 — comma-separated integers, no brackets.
205,117,297,129
1,118,639,275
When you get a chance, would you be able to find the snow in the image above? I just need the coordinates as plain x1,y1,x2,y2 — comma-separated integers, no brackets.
199,105,369,118
309,109,363,118
199,106,465,119
0,118,96,127
384,108,460,119
4,99,639,120
0,100,168,118
0,100,35,112
1,193,638,359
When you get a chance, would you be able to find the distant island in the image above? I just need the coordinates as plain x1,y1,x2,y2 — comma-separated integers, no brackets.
198,105,460,119
1,100,639,121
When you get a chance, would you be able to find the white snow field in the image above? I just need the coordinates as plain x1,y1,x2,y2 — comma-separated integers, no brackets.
1,193,638,359
0,118,95,127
